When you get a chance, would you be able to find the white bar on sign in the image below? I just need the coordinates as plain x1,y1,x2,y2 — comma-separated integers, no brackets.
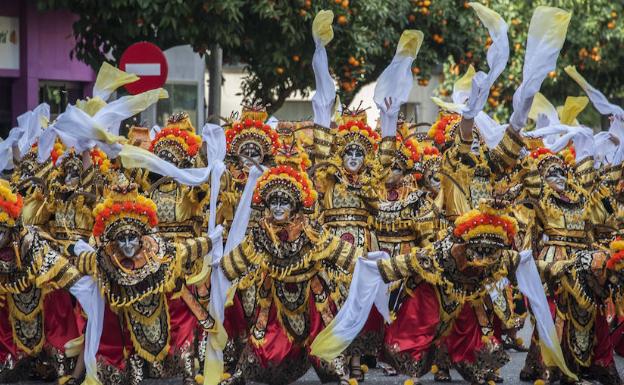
125,63,161,76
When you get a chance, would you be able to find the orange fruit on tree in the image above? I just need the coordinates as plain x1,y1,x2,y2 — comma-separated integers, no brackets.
337,15,348,25
276,67,285,75
292,55,300,62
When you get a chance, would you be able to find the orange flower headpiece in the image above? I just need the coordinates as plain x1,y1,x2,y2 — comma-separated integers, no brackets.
608,237,624,271
0,180,23,228
90,147,111,173
253,165,318,209
395,135,421,171
92,184,158,241
150,112,202,167
225,118,280,160
428,112,461,146
417,144,441,175
453,201,518,247
530,147,570,178
336,119,381,154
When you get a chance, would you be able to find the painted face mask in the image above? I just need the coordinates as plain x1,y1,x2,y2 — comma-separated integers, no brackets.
268,193,294,223
115,233,142,258
545,166,566,193
342,144,365,174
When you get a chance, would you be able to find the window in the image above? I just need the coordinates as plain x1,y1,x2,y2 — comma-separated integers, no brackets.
39,80,83,121
156,83,198,129
0,78,12,139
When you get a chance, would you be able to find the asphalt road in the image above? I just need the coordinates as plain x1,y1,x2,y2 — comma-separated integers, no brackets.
10,323,624,385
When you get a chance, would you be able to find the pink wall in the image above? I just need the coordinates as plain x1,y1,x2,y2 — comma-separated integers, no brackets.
0,0,95,123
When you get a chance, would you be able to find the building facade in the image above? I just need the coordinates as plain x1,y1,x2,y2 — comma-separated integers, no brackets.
0,0,96,138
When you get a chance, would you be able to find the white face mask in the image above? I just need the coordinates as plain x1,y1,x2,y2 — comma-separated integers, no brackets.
342,145,365,174
116,234,141,258
239,143,263,171
269,194,293,223
545,168,566,193
0,227,10,249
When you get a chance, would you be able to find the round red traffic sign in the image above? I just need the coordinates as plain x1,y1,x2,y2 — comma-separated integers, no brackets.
119,42,168,95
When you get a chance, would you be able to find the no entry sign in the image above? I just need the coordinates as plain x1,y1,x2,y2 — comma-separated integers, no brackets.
119,42,168,95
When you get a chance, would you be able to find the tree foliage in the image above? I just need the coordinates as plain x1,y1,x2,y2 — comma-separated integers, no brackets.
37,0,624,120
37,0,412,112
426,0,624,124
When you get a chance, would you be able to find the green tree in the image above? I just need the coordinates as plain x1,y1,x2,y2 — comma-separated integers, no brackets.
37,0,624,121
37,0,414,112
413,0,624,125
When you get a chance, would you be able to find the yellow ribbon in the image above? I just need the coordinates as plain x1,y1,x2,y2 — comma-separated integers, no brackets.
313,10,334,46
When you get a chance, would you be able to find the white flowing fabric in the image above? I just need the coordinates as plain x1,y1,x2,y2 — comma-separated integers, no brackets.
374,30,423,138
68,276,104,385
528,92,560,136
38,88,167,161
92,62,139,102
565,66,624,118
204,165,264,385
186,123,227,285
0,128,22,172
610,119,624,166
462,3,509,119
70,239,105,385
565,65,624,166
118,145,212,186
593,132,618,168
311,39,335,128
509,7,571,130
15,103,50,159
514,250,577,380
474,112,508,149
310,253,390,361
525,124,594,161
311,11,336,129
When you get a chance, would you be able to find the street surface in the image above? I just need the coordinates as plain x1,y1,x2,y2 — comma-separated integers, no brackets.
12,323,624,384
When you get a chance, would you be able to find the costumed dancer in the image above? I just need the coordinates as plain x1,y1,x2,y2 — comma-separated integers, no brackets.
0,179,103,385
217,163,376,385
72,184,220,385
533,240,623,385
428,3,525,382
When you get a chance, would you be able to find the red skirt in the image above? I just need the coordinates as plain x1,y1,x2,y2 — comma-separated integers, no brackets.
0,297,17,363
43,289,80,353
76,303,130,370
383,283,440,362
251,295,328,368
591,309,615,367
166,295,198,352
444,303,488,364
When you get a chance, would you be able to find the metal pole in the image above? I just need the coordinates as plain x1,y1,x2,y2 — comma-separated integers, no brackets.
207,43,223,124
